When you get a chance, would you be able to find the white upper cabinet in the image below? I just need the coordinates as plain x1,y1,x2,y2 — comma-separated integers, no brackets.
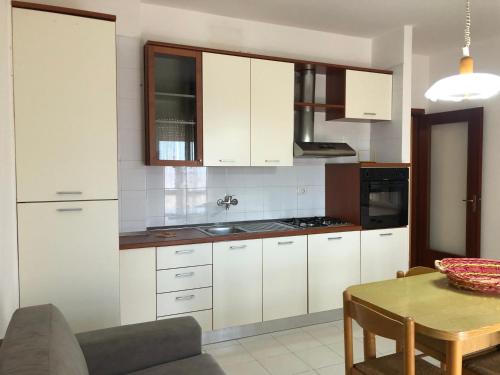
361,227,409,283
308,231,361,313
345,70,392,121
13,8,117,202
202,52,251,166
251,59,294,166
263,236,307,321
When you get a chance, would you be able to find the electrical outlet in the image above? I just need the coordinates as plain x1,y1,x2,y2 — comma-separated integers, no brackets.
297,187,307,194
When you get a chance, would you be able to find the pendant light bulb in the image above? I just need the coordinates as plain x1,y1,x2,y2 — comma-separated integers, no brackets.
424,0,500,102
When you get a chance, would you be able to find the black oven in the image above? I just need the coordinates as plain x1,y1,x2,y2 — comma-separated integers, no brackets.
360,168,409,229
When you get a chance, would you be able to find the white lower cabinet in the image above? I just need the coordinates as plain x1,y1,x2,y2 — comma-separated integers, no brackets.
213,239,263,330
157,288,213,316
158,309,213,332
157,265,212,293
120,248,156,325
361,227,409,283
308,231,361,313
263,236,307,321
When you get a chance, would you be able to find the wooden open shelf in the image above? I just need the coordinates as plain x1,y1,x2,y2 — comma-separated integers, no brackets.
294,102,344,112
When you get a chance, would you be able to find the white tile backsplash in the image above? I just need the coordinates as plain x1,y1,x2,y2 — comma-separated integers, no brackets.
116,36,369,232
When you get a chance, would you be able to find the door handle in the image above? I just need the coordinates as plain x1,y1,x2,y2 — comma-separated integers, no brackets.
56,208,83,212
462,194,478,213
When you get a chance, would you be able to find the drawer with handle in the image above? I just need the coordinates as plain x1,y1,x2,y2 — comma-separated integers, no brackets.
157,287,212,317
157,243,212,270
157,265,212,293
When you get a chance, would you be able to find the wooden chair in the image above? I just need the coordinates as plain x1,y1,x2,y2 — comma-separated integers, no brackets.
462,350,500,374
396,266,437,278
343,290,441,375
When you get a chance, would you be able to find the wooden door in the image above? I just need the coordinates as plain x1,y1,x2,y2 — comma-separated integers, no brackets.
361,227,409,283
202,53,251,166
213,239,262,329
308,231,360,312
412,107,483,267
263,236,307,321
17,200,119,332
13,8,117,202
250,59,294,166
345,70,392,121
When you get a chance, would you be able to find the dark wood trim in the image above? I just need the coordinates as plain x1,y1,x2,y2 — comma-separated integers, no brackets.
360,162,411,168
325,164,361,225
12,1,116,21
410,109,425,267
294,102,345,112
144,44,204,166
119,224,363,250
413,107,483,267
144,40,393,76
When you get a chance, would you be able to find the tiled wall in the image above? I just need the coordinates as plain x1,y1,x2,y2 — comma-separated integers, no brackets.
117,36,370,232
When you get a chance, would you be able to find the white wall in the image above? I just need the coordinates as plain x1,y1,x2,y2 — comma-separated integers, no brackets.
412,54,430,110
0,0,19,337
428,35,500,260
370,26,413,163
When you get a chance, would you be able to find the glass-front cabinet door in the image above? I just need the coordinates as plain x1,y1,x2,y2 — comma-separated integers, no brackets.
144,43,203,165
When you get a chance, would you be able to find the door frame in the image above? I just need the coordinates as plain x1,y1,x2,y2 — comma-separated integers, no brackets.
411,107,483,267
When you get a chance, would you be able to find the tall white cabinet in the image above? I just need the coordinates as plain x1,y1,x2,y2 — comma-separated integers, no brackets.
12,7,119,332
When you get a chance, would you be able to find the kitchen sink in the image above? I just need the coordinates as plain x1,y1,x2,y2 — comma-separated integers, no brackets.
198,226,247,236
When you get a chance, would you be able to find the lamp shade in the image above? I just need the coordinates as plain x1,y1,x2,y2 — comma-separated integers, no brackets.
425,72,500,102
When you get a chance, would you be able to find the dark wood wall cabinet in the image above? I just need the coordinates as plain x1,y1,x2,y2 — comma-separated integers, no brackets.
144,43,203,166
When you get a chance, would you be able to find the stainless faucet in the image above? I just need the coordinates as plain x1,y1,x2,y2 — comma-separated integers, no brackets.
217,195,238,210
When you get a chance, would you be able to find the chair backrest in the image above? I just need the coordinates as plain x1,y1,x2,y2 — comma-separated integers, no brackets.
343,290,415,375
396,266,437,278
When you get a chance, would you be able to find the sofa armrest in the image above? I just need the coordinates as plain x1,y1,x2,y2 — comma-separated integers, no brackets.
76,316,201,375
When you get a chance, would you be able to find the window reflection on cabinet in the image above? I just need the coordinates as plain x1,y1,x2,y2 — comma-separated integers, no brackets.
144,43,203,165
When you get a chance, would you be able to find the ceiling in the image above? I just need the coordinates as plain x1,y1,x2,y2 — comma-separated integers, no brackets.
142,0,500,55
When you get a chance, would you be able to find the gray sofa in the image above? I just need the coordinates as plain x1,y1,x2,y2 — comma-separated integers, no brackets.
0,304,225,375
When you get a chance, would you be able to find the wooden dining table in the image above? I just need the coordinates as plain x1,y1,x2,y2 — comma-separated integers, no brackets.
347,272,500,375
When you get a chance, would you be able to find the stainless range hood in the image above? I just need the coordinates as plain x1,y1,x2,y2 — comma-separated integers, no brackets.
294,65,356,158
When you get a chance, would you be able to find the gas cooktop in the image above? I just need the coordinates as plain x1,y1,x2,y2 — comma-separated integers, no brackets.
280,216,351,228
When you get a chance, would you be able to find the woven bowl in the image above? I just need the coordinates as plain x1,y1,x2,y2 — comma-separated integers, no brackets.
435,258,500,294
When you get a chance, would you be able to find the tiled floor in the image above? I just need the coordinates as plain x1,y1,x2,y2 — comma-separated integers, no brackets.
203,320,405,375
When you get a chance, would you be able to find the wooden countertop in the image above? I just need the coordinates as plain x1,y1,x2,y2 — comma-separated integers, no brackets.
119,224,362,250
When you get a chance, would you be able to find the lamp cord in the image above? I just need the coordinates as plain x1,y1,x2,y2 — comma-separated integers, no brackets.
464,0,471,55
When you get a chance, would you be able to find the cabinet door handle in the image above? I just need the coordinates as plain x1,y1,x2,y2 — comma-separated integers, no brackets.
175,249,195,255
175,272,195,278
265,159,280,163
379,233,393,237
229,245,247,250
56,208,83,212
278,241,294,245
363,112,377,116
328,236,342,240
219,159,235,163
175,295,195,301
56,191,82,195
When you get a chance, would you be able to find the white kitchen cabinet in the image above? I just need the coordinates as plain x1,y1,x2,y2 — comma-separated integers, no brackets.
213,239,263,329
13,8,117,202
361,227,409,283
120,248,156,325
157,288,212,317
203,52,251,166
345,70,392,121
157,265,212,293
263,236,307,321
251,59,294,166
157,243,212,269
308,231,361,313
17,201,120,332
158,309,213,332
